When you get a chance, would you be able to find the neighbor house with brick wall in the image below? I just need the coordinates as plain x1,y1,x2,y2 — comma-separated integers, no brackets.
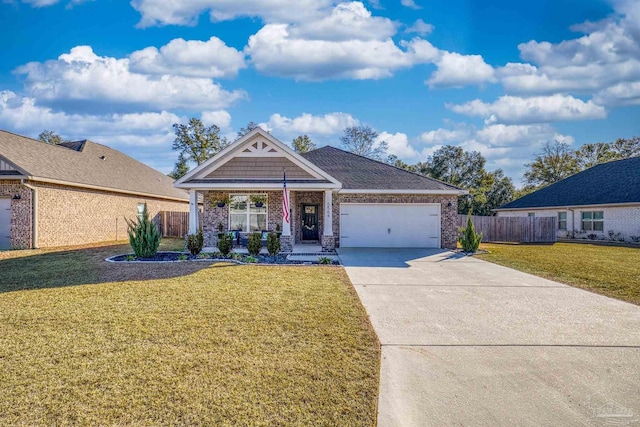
0,130,189,250
175,128,466,252
495,157,640,243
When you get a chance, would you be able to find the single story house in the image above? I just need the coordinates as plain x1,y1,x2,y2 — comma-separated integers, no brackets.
495,157,640,242
0,130,189,250
175,128,466,251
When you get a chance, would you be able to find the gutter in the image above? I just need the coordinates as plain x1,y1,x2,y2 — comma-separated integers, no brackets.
21,179,38,249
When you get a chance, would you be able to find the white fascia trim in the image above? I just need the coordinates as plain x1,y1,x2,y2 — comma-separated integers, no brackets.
339,189,467,195
29,177,189,203
494,202,640,211
176,182,341,191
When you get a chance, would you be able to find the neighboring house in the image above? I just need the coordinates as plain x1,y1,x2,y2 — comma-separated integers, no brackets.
495,157,640,242
175,128,466,251
0,130,189,250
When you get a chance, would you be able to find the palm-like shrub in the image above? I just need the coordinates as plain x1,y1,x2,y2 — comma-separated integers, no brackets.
266,232,281,256
125,203,161,258
187,228,204,255
247,232,262,256
458,215,482,253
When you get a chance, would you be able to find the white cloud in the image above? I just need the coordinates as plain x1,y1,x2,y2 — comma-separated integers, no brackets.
15,46,246,111
420,128,470,144
377,131,419,158
400,0,420,10
262,112,358,134
447,94,607,124
201,110,232,129
406,19,433,35
130,0,333,27
427,51,496,88
16,0,88,7
129,36,246,78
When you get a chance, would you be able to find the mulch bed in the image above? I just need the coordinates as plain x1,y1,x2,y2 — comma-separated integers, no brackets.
108,252,340,265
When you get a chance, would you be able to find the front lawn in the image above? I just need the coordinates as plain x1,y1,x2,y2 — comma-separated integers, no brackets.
477,242,640,305
0,241,379,426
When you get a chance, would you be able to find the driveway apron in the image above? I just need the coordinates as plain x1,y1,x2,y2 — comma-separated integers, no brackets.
338,248,640,427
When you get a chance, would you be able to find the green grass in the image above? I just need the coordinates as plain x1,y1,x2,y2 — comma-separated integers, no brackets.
0,241,380,426
477,242,640,305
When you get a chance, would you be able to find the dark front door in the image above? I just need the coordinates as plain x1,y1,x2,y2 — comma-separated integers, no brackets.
301,204,319,241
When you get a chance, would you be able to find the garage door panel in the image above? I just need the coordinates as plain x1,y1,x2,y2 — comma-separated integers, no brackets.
340,203,440,248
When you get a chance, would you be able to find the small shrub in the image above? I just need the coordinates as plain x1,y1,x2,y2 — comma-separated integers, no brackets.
126,254,136,261
196,252,210,259
630,236,640,243
318,256,332,265
125,203,160,258
217,234,233,256
187,228,204,255
587,233,597,240
178,254,188,261
232,252,243,260
245,255,258,263
458,215,482,253
266,232,281,256
247,232,262,256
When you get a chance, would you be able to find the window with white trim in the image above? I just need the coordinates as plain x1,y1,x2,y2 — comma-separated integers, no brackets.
558,212,567,230
528,212,535,218
581,211,603,231
137,203,145,221
229,194,267,232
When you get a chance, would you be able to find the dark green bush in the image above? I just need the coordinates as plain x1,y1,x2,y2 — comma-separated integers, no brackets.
266,232,281,256
125,203,160,258
217,234,233,256
458,215,482,253
247,232,262,256
187,228,204,255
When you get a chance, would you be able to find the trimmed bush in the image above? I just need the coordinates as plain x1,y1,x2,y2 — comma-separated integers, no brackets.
187,229,204,255
266,232,281,256
125,203,160,258
217,234,233,256
458,215,482,253
247,232,262,256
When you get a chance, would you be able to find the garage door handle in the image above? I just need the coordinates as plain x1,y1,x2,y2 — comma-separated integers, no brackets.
388,228,391,234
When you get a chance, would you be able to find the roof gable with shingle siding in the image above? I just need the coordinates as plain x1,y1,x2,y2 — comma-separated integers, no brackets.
0,130,188,201
498,157,640,210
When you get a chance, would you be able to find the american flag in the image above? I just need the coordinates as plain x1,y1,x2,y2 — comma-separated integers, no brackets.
282,171,290,224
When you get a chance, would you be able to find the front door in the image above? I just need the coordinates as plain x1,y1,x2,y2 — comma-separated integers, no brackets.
301,204,319,241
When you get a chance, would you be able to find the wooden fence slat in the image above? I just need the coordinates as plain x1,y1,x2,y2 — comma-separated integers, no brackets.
458,214,556,243
160,211,191,238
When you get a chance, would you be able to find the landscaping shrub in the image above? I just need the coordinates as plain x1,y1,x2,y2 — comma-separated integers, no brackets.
125,203,160,258
458,215,482,253
247,232,262,256
217,234,233,256
266,232,281,256
187,228,204,255
318,256,332,265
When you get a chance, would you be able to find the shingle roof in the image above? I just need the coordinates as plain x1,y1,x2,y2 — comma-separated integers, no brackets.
0,130,188,201
498,157,640,210
301,146,461,191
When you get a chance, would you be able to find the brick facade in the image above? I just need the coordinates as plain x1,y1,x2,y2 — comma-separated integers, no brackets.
1,179,188,249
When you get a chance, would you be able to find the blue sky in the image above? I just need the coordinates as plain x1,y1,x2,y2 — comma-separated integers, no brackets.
1,0,639,185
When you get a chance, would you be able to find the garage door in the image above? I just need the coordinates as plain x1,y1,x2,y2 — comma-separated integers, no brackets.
340,203,441,248
0,198,10,250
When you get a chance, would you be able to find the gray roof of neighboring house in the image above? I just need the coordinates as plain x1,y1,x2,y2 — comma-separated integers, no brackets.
0,130,188,201
302,146,461,191
498,156,640,210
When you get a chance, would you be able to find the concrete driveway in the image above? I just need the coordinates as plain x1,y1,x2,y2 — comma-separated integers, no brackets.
338,248,640,427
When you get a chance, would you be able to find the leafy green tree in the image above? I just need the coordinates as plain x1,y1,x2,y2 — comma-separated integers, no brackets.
292,134,316,154
38,130,69,145
575,142,615,169
237,121,260,138
340,125,388,160
523,140,578,187
416,145,486,189
610,136,640,159
171,118,228,177
386,155,416,172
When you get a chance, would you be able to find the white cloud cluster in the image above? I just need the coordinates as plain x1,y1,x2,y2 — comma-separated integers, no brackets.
427,51,496,88
15,46,246,111
262,112,358,135
377,131,419,158
406,19,434,36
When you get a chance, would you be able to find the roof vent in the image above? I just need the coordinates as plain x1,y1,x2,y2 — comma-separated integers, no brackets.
99,155,106,160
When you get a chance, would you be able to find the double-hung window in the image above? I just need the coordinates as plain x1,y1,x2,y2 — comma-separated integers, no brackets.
581,211,603,231
229,194,267,232
558,212,567,230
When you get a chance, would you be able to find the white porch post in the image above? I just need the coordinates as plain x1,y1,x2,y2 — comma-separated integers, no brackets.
282,188,291,236
188,190,199,234
323,190,333,236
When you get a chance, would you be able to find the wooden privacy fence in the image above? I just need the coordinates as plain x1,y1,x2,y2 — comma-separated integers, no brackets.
458,215,557,243
160,211,193,238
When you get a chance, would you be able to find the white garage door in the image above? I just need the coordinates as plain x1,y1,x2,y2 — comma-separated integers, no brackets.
0,198,10,250
340,203,441,248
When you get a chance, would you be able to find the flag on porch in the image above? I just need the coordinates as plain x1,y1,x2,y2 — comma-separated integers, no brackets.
282,171,290,224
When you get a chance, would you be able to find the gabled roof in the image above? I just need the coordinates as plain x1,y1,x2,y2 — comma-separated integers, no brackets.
497,157,640,210
0,130,188,201
302,146,464,193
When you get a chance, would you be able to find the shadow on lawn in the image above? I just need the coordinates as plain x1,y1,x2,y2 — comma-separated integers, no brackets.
0,241,237,294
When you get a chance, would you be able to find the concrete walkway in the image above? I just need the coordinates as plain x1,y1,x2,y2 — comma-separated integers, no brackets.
338,248,640,427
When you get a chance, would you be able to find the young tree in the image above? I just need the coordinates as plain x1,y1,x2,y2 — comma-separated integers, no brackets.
237,121,260,138
523,140,578,187
168,155,190,180
172,118,228,172
38,130,68,145
340,125,388,160
292,135,316,154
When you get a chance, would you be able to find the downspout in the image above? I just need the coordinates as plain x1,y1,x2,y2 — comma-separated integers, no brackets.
21,179,38,249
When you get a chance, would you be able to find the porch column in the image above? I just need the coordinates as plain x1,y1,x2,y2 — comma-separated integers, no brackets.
188,190,198,235
280,188,293,252
322,190,335,251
